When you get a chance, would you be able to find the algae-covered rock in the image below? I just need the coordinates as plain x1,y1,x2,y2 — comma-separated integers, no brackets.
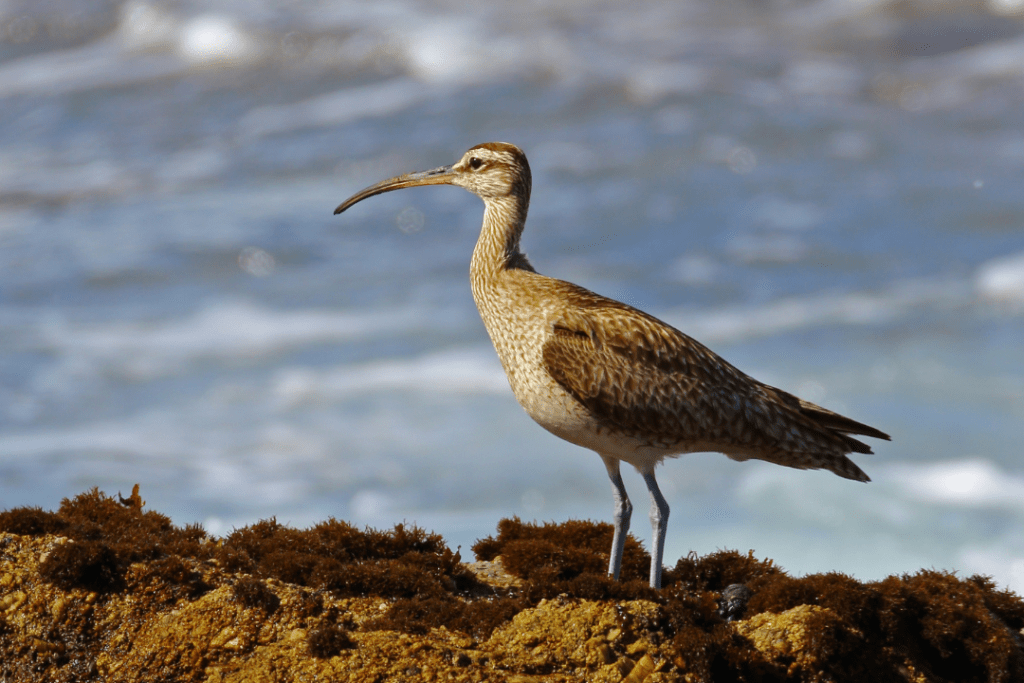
2,488,1023,682
733,604,862,678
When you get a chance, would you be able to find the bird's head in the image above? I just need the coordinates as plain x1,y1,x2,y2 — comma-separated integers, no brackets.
334,142,531,215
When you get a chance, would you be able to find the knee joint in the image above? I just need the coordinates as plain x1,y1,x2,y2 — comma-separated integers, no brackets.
649,503,669,527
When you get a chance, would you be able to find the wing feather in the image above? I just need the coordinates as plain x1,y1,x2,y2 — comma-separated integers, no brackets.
541,283,887,480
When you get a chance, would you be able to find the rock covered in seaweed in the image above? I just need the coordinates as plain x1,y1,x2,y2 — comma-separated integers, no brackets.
1,488,1023,682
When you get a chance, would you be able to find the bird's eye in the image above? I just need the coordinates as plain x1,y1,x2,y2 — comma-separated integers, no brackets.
468,157,483,170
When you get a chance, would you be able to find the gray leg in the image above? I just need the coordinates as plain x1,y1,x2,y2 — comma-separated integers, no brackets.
641,469,670,589
600,455,632,581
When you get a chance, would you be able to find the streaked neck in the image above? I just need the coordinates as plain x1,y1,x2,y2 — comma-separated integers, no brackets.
470,195,531,279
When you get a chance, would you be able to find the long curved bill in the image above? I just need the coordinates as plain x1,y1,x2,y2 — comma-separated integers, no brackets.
333,164,456,215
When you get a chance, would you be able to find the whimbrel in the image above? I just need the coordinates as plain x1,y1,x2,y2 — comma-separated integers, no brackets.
334,142,890,589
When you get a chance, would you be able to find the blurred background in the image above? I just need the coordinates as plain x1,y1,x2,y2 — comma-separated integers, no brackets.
1,0,1023,589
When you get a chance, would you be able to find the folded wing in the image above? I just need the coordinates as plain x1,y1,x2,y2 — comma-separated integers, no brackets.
541,283,890,481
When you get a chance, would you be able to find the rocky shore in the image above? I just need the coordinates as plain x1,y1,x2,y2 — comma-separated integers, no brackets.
2,487,1022,682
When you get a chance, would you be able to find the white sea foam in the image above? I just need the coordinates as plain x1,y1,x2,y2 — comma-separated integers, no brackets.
35,301,452,380
238,79,434,139
402,18,524,84
177,14,260,66
0,4,265,100
119,1,179,51
0,39,181,99
888,459,1024,511
155,147,231,186
123,2,263,67
894,37,1024,110
0,423,185,460
662,277,970,344
907,35,1024,81
959,547,1024,592
738,457,1024,526
733,456,1024,587
626,62,710,103
0,153,138,198
273,347,508,405
350,489,402,519
976,251,1024,304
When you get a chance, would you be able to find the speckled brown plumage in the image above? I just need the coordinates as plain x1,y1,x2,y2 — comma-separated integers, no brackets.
334,141,891,590
540,282,883,480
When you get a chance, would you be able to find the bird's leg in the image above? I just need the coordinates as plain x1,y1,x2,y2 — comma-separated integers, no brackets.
600,455,632,581
641,469,670,590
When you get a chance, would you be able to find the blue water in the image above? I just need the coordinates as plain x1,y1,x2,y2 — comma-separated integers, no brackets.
1,0,1023,590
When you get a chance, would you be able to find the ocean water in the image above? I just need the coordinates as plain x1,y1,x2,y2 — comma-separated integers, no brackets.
1,0,1023,590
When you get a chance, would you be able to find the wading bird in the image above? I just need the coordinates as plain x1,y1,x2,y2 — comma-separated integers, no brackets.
334,142,889,589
